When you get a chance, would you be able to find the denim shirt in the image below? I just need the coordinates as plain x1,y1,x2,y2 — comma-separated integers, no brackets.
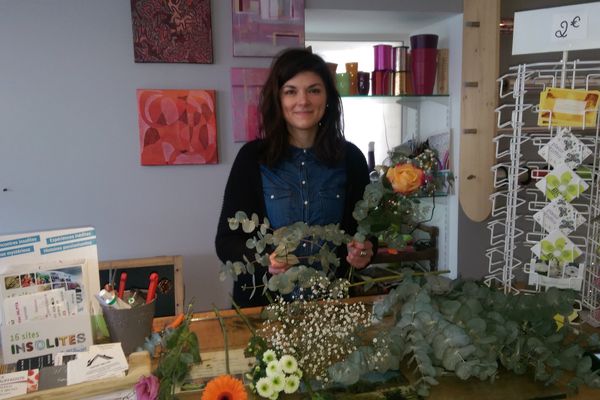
261,146,346,230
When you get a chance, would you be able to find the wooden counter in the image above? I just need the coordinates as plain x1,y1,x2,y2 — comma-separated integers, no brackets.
154,299,600,400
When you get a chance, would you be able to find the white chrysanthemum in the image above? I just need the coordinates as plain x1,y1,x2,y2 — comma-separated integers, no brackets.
270,373,285,392
283,374,300,394
266,360,282,377
293,368,303,378
278,354,298,374
262,349,277,363
256,377,274,398
269,392,279,400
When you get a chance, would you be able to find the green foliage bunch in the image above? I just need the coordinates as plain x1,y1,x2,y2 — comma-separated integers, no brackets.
152,314,201,399
330,272,600,397
220,211,353,297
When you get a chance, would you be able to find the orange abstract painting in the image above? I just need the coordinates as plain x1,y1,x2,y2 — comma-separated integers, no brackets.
137,89,218,165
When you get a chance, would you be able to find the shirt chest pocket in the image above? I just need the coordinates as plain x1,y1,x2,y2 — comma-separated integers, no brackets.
264,189,293,228
318,189,345,224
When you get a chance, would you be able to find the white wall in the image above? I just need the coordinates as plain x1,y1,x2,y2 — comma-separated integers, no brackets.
0,0,273,311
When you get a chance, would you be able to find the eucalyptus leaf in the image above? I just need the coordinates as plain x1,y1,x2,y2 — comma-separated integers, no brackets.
241,218,256,233
234,211,248,221
440,300,461,318
227,217,240,230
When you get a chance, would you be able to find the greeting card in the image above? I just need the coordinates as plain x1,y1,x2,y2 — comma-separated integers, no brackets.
538,87,600,127
533,197,585,235
535,163,589,202
538,128,591,169
531,230,582,266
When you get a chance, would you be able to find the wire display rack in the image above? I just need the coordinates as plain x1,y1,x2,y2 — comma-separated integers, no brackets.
484,59,600,325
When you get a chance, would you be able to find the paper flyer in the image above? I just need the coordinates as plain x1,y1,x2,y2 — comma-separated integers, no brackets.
0,369,39,399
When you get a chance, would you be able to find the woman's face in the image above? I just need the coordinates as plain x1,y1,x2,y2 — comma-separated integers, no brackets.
279,71,327,143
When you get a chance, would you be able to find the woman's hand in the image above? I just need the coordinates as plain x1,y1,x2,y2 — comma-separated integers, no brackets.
346,240,374,269
268,252,290,275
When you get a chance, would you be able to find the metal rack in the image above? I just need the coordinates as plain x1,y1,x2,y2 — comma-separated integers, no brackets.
484,59,600,324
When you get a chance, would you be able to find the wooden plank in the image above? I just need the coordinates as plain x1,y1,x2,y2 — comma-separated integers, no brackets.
188,349,255,378
459,0,500,221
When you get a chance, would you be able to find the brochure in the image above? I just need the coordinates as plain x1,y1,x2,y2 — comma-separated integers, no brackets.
0,227,99,364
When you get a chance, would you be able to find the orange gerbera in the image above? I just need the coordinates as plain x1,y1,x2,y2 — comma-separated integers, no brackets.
201,375,248,400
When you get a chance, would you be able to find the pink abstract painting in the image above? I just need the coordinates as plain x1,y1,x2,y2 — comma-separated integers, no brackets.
131,0,213,63
232,0,305,57
137,89,218,165
231,68,269,142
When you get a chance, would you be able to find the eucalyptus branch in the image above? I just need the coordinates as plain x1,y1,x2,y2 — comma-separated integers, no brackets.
348,269,450,288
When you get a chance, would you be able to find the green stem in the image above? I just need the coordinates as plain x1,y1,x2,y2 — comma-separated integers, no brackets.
303,377,317,398
230,297,257,336
212,304,230,375
348,269,450,288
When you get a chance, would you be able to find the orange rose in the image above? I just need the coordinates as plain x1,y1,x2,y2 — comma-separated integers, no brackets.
386,163,425,194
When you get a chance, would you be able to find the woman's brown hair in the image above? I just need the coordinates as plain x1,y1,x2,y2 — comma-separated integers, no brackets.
258,47,345,167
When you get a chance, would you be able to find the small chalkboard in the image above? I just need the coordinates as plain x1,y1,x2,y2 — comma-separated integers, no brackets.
98,256,183,317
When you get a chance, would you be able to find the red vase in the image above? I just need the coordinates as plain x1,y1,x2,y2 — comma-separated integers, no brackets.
410,48,438,95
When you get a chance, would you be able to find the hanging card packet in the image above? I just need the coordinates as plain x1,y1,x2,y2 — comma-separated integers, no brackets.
538,87,600,127
531,230,583,266
535,163,589,202
538,128,592,169
533,197,585,235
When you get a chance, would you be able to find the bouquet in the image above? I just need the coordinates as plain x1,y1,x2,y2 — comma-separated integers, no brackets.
353,143,443,250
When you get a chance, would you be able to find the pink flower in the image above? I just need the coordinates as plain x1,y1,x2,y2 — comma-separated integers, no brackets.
135,374,159,400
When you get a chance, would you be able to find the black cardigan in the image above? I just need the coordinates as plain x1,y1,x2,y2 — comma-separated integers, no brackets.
215,139,371,307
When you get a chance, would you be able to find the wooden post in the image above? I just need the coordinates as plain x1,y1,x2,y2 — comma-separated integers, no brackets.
459,0,500,222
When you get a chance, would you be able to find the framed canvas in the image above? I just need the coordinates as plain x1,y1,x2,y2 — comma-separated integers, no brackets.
231,68,269,142
137,89,218,165
131,0,213,63
232,0,305,57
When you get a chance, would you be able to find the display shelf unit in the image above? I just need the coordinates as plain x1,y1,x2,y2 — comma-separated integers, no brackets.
485,59,600,324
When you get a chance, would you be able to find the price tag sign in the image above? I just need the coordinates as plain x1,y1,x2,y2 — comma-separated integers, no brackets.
551,13,588,42
513,2,600,55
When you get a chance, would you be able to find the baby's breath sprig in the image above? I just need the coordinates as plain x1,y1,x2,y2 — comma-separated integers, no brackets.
258,283,373,384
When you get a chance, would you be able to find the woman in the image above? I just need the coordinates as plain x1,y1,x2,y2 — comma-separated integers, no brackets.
215,48,374,307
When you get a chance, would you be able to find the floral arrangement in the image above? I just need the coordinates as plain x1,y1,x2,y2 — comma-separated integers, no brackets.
352,145,442,250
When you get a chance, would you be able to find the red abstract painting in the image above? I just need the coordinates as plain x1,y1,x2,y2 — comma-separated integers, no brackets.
131,0,213,63
137,89,218,165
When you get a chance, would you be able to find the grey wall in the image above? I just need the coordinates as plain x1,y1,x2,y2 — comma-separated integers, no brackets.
0,0,275,311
